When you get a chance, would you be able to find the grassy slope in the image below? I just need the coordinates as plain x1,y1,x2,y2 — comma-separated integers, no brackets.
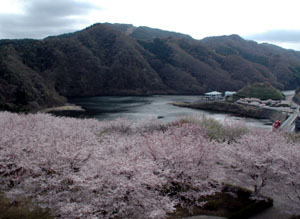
234,83,285,100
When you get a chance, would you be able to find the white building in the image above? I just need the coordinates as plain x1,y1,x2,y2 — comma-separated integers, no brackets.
204,91,223,100
225,91,236,98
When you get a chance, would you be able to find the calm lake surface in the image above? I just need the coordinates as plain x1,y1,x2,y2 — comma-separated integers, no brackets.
70,95,273,129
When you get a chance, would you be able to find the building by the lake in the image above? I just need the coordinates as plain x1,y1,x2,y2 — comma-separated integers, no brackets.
204,91,223,100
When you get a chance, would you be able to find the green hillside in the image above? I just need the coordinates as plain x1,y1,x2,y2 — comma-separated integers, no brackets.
234,83,285,100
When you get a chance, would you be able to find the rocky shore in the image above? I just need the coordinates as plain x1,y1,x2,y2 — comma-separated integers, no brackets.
172,100,288,122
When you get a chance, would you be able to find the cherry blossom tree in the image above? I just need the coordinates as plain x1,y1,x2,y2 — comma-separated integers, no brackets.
139,123,222,210
219,129,300,214
0,111,299,218
0,112,220,218
0,112,174,218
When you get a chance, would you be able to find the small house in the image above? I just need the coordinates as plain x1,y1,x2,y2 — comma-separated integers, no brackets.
225,91,236,98
204,91,223,100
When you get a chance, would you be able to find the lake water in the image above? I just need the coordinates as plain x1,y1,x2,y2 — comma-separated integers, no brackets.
70,95,273,129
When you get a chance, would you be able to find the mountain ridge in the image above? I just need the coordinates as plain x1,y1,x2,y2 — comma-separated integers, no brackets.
1,23,300,111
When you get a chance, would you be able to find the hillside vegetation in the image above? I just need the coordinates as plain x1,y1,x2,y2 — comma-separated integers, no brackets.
234,82,285,100
1,23,300,111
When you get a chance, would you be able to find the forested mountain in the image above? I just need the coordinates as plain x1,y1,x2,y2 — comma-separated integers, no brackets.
1,23,300,111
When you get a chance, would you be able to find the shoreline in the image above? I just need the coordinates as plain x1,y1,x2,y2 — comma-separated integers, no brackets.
172,100,288,123
40,104,85,117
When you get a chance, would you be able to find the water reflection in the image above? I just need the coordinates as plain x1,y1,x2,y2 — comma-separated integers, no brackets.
70,95,272,129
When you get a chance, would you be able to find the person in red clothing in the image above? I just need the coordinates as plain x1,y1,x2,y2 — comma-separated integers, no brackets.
272,120,281,130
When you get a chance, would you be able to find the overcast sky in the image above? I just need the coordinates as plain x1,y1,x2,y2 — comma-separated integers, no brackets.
0,0,300,51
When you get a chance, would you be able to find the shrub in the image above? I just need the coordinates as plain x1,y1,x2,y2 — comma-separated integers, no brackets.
170,115,248,142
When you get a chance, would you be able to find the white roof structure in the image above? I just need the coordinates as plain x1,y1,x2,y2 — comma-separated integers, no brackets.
225,91,236,96
205,91,222,95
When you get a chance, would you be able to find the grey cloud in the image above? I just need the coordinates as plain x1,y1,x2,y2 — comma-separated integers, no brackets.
25,0,95,17
246,30,300,43
0,0,100,39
